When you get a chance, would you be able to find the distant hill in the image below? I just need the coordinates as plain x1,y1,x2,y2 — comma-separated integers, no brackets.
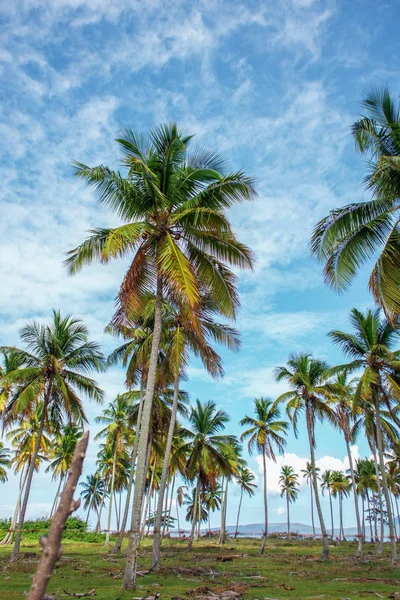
224,522,360,537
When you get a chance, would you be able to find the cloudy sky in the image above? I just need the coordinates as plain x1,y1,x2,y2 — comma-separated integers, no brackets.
1,0,399,531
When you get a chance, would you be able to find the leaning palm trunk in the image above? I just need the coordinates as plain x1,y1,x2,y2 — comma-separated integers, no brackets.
123,279,163,589
1,464,28,545
306,403,329,559
374,392,397,564
234,488,244,539
141,463,156,539
188,478,200,551
11,397,48,561
176,498,181,536
49,475,64,520
152,372,179,569
260,449,268,554
105,448,117,548
96,480,108,534
112,377,145,554
328,489,334,538
286,492,290,540
344,437,362,556
163,475,175,538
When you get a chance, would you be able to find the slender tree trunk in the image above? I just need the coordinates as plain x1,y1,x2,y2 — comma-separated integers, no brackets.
345,436,362,556
196,489,202,539
49,476,63,520
329,489,334,538
287,492,290,540
123,276,163,589
152,372,180,569
96,480,107,534
395,495,400,541
234,488,243,539
310,483,315,536
374,393,397,563
176,498,180,537
372,437,385,553
1,464,28,545
105,448,117,548
219,477,225,543
260,449,268,554
112,376,145,554
391,494,398,540
361,494,365,542
188,477,200,551
339,495,344,541
11,398,48,561
366,490,375,542
219,479,228,545
141,463,156,539
163,475,175,538
306,403,329,559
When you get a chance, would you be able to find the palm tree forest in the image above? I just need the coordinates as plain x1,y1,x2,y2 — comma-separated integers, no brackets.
2,88,400,599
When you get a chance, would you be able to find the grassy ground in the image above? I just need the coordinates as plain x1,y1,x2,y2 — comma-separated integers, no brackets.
1,536,400,599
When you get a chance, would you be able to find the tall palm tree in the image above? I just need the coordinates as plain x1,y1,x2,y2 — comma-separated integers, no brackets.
321,470,335,539
240,398,288,554
301,462,320,536
0,311,105,560
330,471,351,541
80,473,106,527
95,396,134,547
0,404,53,546
329,308,400,563
234,466,257,538
175,485,187,535
311,87,400,317
66,125,255,590
183,399,237,551
46,423,83,518
152,297,240,569
279,465,299,539
331,373,363,555
0,349,25,412
275,354,339,559
0,442,10,482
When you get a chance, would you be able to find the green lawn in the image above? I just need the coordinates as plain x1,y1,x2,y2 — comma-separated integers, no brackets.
1,537,400,599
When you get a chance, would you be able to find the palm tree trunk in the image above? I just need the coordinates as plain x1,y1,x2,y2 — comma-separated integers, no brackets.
339,494,344,541
163,475,175,538
287,492,290,540
234,488,244,539
361,494,365,542
366,490,375,542
1,464,28,546
11,397,48,561
196,489,202,539
105,448,117,548
329,489,334,538
188,477,200,551
141,463,156,539
219,479,228,545
112,375,145,554
96,479,107,534
114,491,120,533
371,436,385,553
152,371,180,569
395,495,400,541
218,476,225,544
49,476,64,520
345,436,362,556
123,276,163,589
306,403,329,559
260,449,268,554
310,483,315,536
176,498,180,537
391,494,398,541
373,393,397,563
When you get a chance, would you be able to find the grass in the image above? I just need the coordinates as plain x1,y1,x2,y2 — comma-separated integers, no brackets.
1,536,400,599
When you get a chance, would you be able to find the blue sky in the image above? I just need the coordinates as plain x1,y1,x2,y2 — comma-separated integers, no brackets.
1,0,400,531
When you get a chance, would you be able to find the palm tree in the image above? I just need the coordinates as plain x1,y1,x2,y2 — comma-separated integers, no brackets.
46,423,83,518
183,399,237,551
301,462,320,536
240,398,288,554
0,349,25,412
310,87,400,317
66,125,255,590
321,470,335,539
175,485,187,535
330,471,351,541
0,442,10,482
184,488,208,529
80,473,106,527
95,396,134,547
279,465,299,539
275,353,339,559
152,297,240,569
329,308,400,563
0,311,105,560
203,483,223,533
0,404,52,546
234,466,257,538
331,373,363,555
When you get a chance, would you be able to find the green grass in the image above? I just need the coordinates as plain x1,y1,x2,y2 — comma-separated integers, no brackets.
1,536,400,599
